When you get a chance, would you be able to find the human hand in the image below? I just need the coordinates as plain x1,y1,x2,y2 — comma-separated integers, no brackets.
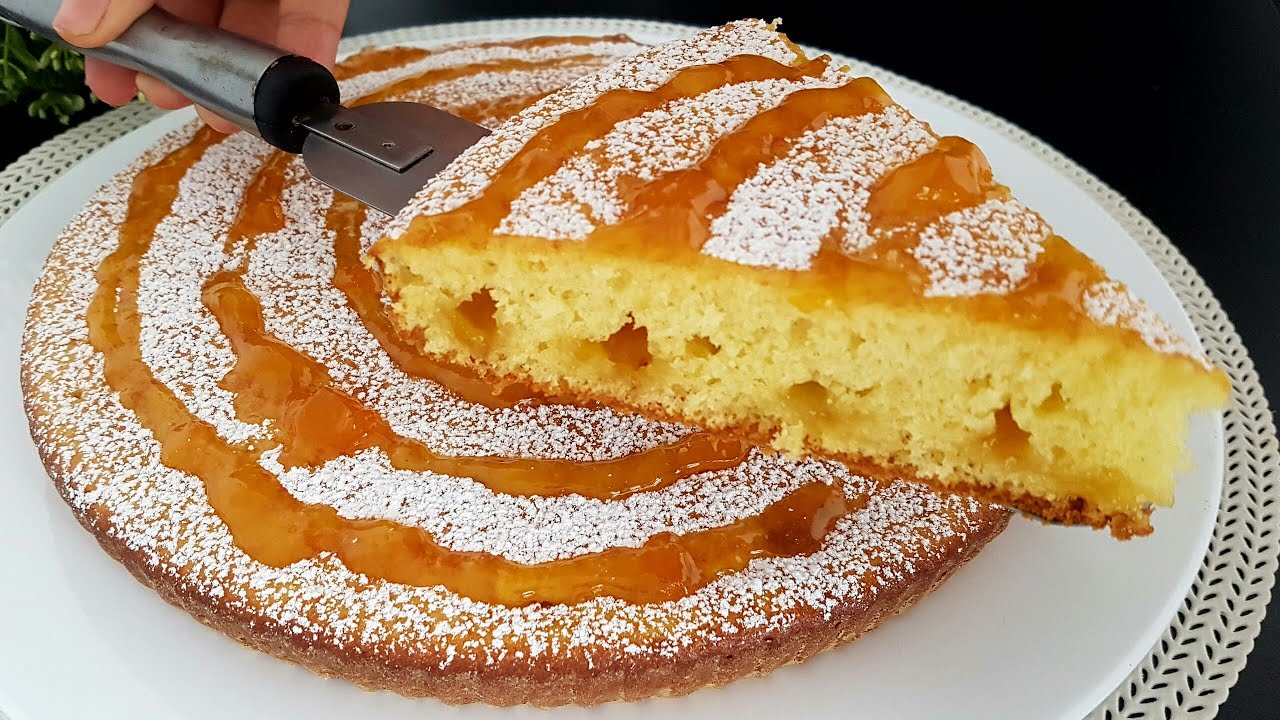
51,0,349,132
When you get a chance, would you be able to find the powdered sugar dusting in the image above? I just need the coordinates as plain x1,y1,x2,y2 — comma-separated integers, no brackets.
704,107,937,270
21,36,1003,676
138,132,273,443
386,19,802,237
911,199,1050,297
1083,280,1202,361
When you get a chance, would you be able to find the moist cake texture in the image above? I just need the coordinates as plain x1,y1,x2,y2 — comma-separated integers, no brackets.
372,19,1230,538
20,32,1008,706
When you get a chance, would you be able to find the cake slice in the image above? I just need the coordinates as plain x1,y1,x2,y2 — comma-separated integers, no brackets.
370,19,1230,538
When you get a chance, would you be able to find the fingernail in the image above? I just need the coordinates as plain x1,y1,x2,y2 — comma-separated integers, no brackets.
52,0,110,39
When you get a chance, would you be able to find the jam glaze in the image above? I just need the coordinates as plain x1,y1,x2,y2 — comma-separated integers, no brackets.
865,136,1008,245
84,50,863,605
332,46,428,80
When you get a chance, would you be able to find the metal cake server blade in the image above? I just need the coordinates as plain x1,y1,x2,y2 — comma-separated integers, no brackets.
299,102,490,215
0,1,488,216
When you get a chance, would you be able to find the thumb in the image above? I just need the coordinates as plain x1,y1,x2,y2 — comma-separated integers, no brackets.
53,0,155,48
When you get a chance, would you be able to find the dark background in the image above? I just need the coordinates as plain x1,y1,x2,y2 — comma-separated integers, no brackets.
4,0,1277,717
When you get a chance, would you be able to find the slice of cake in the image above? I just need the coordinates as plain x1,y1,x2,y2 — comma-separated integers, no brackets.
370,19,1230,538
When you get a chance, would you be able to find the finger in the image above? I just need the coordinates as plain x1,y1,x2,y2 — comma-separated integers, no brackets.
84,58,138,106
274,0,349,67
156,0,221,25
53,0,154,48
195,105,240,135
217,0,278,45
135,73,191,110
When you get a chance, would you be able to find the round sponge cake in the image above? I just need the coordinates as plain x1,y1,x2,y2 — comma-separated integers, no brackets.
20,35,1009,706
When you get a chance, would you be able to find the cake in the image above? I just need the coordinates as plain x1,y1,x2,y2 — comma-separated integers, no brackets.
371,19,1230,539
20,33,1009,706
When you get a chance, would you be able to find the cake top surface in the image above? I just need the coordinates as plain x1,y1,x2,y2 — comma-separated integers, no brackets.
21,30,1001,668
382,19,1205,364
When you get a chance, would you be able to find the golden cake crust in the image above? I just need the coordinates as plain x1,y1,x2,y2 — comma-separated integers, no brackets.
21,33,1009,707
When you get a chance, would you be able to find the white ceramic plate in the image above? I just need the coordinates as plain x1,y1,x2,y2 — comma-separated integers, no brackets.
0,19,1224,720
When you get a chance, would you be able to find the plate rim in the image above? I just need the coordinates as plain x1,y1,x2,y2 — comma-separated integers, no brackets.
0,16,1274,720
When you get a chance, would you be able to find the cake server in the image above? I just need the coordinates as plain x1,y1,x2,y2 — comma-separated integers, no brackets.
0,1,491,215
